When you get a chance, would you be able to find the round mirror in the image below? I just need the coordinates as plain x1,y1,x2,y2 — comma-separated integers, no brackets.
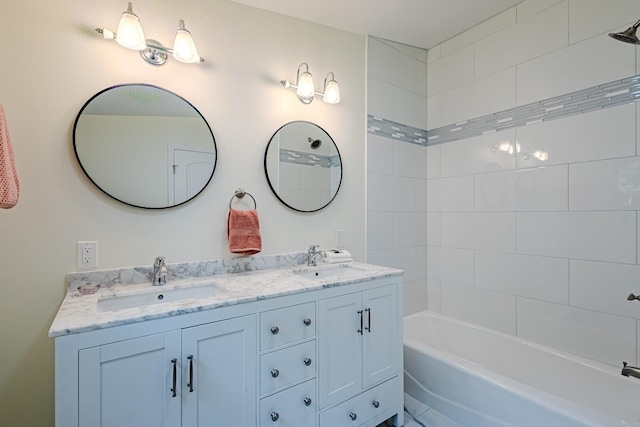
73,84,217,209
264,121,342,212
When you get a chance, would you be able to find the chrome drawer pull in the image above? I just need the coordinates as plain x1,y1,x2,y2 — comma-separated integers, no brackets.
372,400,380,408
271,412,279,422
271,326,279,335
303,318,312,326
349,412,358,421
304,397,312,406
303,357,312,366
271,368,280,378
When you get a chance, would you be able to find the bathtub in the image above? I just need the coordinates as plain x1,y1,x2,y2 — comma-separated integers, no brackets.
403,310,640,427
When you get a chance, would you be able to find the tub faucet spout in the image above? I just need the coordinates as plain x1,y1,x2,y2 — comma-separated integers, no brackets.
621,362,640,379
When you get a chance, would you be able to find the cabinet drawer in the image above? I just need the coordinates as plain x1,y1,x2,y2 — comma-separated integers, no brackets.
261,340,316,394
292,416,315,427
260,379,316,427
261,302,315,350
319,376,398,426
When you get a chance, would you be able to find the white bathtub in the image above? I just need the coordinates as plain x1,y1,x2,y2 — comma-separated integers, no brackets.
403,310,640,427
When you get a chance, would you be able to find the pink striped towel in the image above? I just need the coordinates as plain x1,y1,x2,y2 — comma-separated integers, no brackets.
0,102,19,209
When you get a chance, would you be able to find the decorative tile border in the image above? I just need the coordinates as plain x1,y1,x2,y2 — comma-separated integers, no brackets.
279,149,341,168
368,74,640,146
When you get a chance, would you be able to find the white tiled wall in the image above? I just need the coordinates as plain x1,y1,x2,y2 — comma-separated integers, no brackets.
367,37,428,316
423,0,640,367
366,0,640,368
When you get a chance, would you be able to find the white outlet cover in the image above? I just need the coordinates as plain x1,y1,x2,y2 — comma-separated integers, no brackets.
77,241,98,269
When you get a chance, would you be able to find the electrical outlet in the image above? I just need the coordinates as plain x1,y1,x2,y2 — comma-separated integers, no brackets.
335,229,345,249
77,241,98,269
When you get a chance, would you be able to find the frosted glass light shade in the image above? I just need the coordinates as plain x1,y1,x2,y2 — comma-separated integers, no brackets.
323,79,340,104
115,3,146,50
296,71,315,104
173,20,200,63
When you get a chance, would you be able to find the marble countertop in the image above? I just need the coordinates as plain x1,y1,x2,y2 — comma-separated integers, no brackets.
49,255,402,338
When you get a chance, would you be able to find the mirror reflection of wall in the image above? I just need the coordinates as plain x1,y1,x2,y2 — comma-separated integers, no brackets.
264,121,342,212
73,84,217,209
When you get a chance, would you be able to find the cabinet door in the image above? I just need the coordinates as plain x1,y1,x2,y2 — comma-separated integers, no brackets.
318,292,363,408
362,285,398,388
78,331,181,427
182,315,257,427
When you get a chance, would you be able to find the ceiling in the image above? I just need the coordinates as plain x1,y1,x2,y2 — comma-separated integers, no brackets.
228,0,524,49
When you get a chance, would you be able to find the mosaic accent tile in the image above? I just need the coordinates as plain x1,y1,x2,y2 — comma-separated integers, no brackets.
368,74,640,146
279,149,340,168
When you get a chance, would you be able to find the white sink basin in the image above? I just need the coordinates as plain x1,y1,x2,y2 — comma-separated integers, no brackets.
293,264,365,280
97,283,224,312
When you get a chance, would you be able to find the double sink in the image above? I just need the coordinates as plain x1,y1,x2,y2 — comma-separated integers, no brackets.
96,263,364,313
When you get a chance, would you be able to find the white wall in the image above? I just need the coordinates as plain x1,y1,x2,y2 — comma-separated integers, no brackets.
366,37,429,316
426,0,640,367
0,1,364,425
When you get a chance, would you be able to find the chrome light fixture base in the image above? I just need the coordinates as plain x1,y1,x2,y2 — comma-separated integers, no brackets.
140,40,168,65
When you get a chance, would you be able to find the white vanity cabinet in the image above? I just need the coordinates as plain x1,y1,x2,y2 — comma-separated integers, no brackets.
54,269,403,427
78,331,182,426
318,284,399,425
73,315,256,427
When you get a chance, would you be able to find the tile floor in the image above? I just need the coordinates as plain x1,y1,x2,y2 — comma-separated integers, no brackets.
402,393,460,427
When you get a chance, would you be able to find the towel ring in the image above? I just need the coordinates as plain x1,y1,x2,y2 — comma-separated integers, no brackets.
229,188,257,209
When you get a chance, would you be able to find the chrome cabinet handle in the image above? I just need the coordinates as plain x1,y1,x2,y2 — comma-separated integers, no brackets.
187,355,194,392
365,308,371,332
303,318,312,326
303,357,312,366
271,368,280,378
349,412,358,421
304,397,312,406
271,326,279,335
372,400,380,408
357,310,363,335
170,358,177,397
271,412,279,422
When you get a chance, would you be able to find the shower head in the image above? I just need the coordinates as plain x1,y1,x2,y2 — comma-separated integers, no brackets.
308,137,322,149
609,20,640,45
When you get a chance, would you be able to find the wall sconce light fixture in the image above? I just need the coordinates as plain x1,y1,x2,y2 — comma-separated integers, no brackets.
281,63,341,104
95,2,204,66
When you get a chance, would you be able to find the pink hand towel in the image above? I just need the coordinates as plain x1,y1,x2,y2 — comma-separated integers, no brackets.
227,208,262,256
0,102,19,209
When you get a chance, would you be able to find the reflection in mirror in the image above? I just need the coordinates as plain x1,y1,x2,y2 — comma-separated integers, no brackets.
73,84,216,209
264,121,342,212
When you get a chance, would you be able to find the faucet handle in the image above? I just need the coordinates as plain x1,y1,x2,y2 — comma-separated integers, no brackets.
154,256,165,267
309,244,320,252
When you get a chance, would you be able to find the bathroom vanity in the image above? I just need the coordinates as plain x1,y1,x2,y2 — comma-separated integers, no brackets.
50,253,404,427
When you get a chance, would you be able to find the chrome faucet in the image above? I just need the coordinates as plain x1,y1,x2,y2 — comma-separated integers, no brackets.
152,256,168,286
621,362,640,379
307,245,323,266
